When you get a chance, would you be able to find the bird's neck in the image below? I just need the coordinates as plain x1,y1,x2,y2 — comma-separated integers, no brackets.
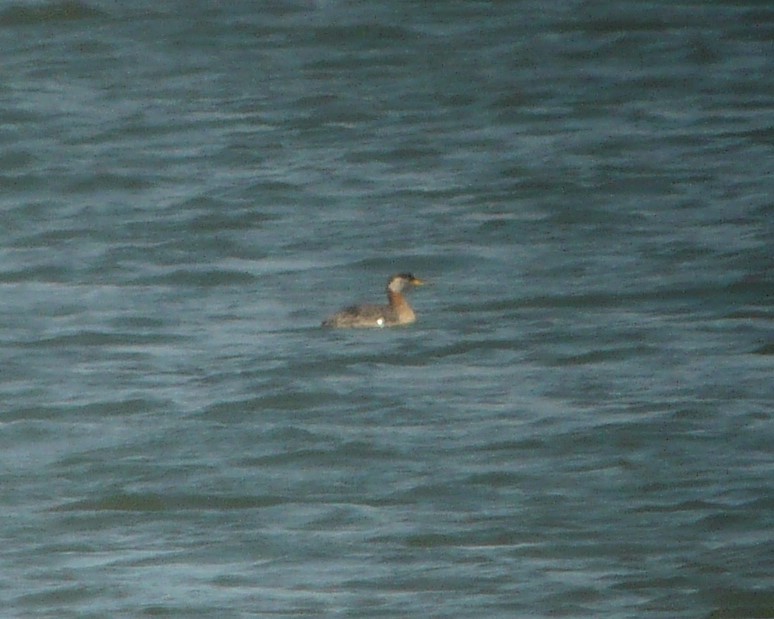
388,290,416,323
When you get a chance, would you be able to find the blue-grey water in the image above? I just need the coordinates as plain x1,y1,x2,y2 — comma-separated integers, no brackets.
1,1,772,617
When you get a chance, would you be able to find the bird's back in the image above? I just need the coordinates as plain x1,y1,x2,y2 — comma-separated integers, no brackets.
321,304,397,328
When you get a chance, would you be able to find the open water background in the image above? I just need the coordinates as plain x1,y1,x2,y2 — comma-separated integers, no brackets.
1,1,772,617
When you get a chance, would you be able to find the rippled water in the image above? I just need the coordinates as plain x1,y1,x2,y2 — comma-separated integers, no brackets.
1,1,772,617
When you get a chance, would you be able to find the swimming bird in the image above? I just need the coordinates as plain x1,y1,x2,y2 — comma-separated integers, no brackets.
322,273,425,328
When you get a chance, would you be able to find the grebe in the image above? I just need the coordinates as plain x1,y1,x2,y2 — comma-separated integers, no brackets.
322,273,425,328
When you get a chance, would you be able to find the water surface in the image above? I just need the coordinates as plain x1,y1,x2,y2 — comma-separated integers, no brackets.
1,1,772,617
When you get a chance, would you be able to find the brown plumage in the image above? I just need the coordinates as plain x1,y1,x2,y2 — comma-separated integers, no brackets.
322,273,425,328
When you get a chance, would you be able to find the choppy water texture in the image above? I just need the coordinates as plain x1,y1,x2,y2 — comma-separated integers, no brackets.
1,1,772,617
